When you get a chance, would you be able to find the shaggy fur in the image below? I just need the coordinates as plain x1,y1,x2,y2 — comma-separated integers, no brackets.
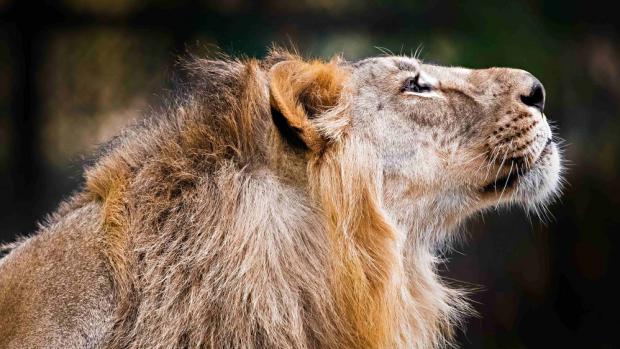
0,49,562,349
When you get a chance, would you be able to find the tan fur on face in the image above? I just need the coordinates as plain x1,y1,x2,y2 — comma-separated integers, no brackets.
0,49,562,349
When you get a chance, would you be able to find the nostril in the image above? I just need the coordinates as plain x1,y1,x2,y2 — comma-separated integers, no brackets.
520,81,545,112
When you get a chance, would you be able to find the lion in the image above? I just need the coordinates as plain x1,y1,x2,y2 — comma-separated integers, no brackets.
0,49,562,348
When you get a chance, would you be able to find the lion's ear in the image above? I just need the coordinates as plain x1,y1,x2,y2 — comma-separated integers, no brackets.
268,60,346,151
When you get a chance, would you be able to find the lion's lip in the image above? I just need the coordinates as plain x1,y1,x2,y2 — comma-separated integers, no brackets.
481,138,553,193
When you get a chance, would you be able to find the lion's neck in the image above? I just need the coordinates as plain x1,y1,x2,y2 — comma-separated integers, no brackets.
374,175,472,347
300,139,466,348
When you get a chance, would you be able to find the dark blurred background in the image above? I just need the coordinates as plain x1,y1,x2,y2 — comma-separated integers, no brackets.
1,1,618,348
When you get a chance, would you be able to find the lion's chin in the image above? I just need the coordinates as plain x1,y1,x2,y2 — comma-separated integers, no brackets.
512,141,562,206
478,140,562,207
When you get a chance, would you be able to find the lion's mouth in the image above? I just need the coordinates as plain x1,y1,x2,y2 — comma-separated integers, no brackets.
481,138,553,193
481,170,522,193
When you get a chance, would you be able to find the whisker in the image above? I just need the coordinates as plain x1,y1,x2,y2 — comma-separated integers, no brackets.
374,46,394,56
460,151,488,167
484,147,502,182
492,140,513,191
496,160,514,206
413,43,425,60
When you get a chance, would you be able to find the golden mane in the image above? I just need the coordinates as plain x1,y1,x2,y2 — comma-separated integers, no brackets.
81,50,466,348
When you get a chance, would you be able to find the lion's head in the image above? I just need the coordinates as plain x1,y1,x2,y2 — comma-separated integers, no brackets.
268,53,562,244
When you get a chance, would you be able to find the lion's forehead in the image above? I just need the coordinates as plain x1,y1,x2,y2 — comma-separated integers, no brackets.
351,56,420,76
420,64,472,82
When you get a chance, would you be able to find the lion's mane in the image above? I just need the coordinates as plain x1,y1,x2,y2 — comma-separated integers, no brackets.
80,51,467,349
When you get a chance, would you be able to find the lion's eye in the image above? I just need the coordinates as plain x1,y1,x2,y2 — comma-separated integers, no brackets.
401,75,432,93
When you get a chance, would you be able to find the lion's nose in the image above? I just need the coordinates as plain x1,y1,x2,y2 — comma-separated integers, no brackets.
520,79,545,112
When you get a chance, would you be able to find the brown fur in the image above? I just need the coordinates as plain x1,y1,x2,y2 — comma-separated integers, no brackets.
0,49,563,348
